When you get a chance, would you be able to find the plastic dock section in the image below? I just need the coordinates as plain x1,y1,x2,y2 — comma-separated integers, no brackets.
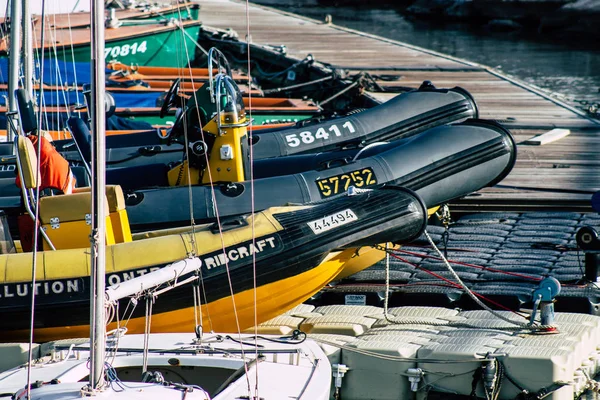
249,304,600,400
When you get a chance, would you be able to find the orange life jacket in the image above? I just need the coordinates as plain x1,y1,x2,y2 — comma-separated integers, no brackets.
15,134,76,194
16,134,76,252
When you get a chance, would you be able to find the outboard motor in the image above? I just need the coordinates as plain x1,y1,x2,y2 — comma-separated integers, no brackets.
200,73,250,184
166,73,250,186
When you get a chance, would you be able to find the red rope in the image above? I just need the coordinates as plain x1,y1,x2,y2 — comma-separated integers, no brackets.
389,252,529,319
395,248,542,282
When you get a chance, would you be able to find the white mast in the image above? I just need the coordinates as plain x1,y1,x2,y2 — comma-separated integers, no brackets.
7,0,22,142
21,0,33,97
89,0,106,390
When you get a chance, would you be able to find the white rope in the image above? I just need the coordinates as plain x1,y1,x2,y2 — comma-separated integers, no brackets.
178,25,209,57
373,232,556,331
142,297,153,374
423,230,553,331
244,0,258,397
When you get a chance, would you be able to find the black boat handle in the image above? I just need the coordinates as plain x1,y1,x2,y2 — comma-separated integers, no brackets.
319,157,352,170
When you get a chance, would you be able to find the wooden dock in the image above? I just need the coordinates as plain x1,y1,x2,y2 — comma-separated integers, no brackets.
197,0,600,211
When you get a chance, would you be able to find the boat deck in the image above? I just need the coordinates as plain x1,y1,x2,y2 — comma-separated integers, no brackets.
198,0,600,211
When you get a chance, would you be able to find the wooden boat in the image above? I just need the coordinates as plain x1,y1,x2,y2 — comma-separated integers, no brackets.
0,19,204,68
30,2,201,29
0,58,251,93
0,332,333,399
0,95,319,128
106,61,249,82
0,2,200,30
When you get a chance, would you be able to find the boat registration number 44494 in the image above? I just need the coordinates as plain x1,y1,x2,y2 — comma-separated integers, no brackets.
307,209,358,234
316,167,377,198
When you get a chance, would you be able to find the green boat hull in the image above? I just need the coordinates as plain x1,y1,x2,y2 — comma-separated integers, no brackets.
92,24,202,67
0,22,203,68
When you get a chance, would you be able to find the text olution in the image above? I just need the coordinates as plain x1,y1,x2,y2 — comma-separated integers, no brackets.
0,235,283,303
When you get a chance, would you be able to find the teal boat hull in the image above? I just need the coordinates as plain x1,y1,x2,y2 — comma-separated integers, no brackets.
1,22,202,68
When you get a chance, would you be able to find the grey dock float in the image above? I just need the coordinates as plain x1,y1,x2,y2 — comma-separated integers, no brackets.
197,0,600,210
0,343,39,374
248,304,600,400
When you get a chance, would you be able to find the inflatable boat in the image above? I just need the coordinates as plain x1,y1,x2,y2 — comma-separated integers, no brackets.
0,182,427,342
122,117,515,231
0,76,509,234
0,79,477,172
65,79,478,166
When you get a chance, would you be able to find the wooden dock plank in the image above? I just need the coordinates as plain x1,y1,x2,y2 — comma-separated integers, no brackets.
197,0,600,210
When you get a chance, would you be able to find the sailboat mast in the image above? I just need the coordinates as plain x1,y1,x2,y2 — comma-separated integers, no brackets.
89,0,107,390
7,0,22,142
21,0,33,97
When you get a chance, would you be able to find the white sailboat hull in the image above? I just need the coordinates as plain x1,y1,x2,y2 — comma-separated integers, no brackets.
0,333,331,399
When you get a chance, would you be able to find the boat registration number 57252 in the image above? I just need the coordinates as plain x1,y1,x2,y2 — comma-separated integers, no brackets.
316,167,377,198
307,209,358,234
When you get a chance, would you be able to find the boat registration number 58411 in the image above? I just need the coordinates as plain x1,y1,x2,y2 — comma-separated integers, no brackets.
316,167,377,198
307,209,358,234
285,121,356,148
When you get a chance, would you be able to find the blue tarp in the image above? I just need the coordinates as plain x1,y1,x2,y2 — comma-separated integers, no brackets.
0,112,153,131
0,89,162,108
0,58,98,86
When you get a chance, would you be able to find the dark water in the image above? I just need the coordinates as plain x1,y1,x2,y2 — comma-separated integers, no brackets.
253,2,600,110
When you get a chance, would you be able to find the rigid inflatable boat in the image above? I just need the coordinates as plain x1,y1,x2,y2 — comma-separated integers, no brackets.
0,76,509,235
61,79,478,167
123,118,515,231
0,182,427,342
0,78,477,172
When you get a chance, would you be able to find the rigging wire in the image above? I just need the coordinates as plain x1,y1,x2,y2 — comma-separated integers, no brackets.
244,0,260,397
172,2,221,338
173,20,249,371
172,7,257,397
30,28,50,132
47,11,73,126
66,11,81,104
26,2,47,399
173,7,198,253
142,297,153,374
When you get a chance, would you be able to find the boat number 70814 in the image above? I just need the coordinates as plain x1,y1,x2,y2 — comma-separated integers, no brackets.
285,121,356,147
104,41,148,59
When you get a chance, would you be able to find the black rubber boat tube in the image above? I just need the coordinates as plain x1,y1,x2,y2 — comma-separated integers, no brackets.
125,119,515,231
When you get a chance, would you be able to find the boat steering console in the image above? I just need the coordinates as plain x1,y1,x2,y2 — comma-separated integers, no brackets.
160,71,250,181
